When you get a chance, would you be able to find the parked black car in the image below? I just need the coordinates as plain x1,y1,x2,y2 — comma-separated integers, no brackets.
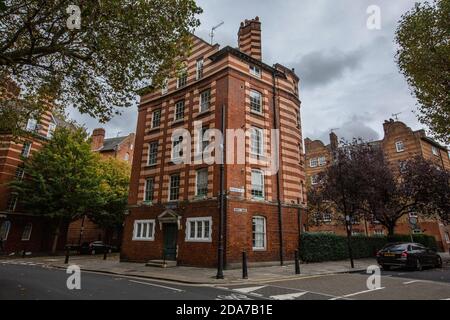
377,242,442,271
79,241,117,255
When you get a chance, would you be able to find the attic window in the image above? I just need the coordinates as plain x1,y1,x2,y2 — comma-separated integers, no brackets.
250,65,261,78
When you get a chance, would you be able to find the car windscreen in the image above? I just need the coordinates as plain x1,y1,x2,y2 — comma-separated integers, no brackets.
383,244,408,252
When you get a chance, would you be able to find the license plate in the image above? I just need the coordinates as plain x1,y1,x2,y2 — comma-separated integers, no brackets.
384,253,395,257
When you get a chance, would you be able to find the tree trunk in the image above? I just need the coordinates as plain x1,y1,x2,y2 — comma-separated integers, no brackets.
345,218,354,268
387,224,396,241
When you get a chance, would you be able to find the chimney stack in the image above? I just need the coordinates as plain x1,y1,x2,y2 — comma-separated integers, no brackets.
91,128,105,150
330,132,338,151
238,17,262,61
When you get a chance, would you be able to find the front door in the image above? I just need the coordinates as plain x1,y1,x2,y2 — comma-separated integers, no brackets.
163,224,178,261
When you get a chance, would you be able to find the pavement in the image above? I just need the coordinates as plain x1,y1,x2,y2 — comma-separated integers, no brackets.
0,254,380,285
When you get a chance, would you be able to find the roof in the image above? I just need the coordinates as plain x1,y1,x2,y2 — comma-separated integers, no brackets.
420,136,448,151
208,46,287,78
99,136,129,152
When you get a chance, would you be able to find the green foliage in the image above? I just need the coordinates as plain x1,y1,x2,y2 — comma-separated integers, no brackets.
396,0,450,144
0,0,202,135
10,127,130,229
299,232,437,262
10,127,102,221
90,157,131,229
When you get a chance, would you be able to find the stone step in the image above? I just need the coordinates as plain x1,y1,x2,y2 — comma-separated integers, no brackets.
145,260,177,268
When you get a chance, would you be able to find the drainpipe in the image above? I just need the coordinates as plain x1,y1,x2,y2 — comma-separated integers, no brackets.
216,104,226,279
272,70,284,266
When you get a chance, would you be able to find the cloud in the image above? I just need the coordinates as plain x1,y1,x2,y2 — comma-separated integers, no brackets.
293,48,365,89
307,115,380,144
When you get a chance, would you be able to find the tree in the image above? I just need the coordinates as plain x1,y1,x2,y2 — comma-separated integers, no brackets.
11,127,104,253
89,157,131,242
318,140,374,267
0,0,202,134
395,0,450,144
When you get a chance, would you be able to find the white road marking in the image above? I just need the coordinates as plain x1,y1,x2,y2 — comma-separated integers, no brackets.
403,280,423,285
129,280,184,292
234,286,266,294
270,292,308,300
330,287,385,300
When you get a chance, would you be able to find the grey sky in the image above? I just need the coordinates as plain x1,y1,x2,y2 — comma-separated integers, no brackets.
68,0,425,144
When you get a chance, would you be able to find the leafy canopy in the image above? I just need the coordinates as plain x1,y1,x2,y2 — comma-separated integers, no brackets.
0,0,202,130
395,0,450,144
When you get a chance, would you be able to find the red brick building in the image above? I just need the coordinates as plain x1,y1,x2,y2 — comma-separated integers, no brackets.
66,129,135,247
121,17,307,267
0,85,70,254
305,120,450,252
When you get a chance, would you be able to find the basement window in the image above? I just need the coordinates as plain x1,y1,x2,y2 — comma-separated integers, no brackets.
21,223,32,241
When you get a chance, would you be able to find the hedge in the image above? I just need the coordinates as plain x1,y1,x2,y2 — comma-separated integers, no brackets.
299,232,437,263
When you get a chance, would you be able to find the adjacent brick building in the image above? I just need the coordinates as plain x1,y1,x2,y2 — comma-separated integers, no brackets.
305,119,450,252
121,17,307,267
0,83,70,254
66,129,135,247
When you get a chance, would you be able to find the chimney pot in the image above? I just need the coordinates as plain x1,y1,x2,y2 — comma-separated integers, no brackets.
238,17,262,61
91,128,106,150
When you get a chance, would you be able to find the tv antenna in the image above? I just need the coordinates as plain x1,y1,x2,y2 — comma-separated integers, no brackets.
210,21,224,44
392,112,402,121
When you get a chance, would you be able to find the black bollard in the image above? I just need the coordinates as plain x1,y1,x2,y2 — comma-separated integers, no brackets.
295,250,301,274
64,247,70,264
22,249,26,258
242,251,248,279
103,248,108,260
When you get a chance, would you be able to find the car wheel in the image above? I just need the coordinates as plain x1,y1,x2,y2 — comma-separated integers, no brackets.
381,265,390,271
415,259,423,271
435,256,443,268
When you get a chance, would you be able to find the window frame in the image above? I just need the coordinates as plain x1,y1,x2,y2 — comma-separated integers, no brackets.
251,169,265,200
7,193,18,212
195,168,208,197
147,141,158,166
144,177,154,203
185,217,212,242
199,89,211,113
318,156,326,167
0,221,11,241
249,65,262,78
169,174,181,202
196,58,204,80
47,122,56,138
431,146,439,156
309,158,318,168
152,109,162,128
21,223,33,241
252,216,267,251
311,175,319,185
132,219,156,241
395,141,405,153
174,100,185,121
26,118,37,131
249,90,263,114
161,78,169,95
177,68,188,89
15,166,25,180
250,126,264,157
21,141,32,158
